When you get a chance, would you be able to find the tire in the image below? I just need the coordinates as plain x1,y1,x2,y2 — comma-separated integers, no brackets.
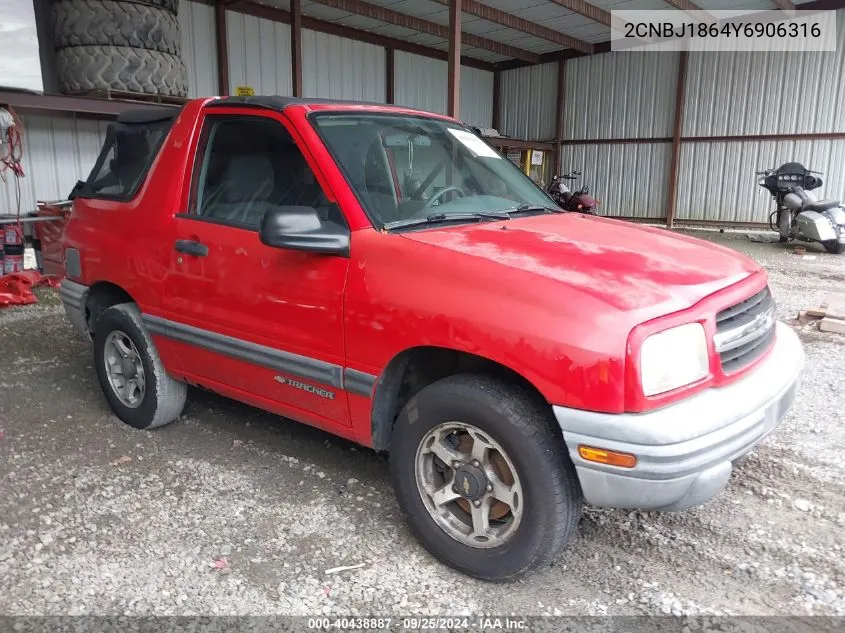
56,45,187,97
50,0,179,14
93,302,186,430
389,374,583,581
52,0,181,56
823,239,845,254
778,235,789,243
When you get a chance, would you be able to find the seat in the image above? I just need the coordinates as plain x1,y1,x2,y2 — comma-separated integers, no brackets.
802,199,840,213
202,154,276,227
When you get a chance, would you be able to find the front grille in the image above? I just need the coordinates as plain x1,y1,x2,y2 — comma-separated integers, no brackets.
714,286,776,374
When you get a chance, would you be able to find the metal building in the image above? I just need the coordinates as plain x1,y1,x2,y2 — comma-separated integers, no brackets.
2,0,843,228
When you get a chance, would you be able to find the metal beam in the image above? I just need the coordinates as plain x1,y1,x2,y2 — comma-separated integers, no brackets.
229,1,496,71
291,0,303,97
494,41,612,71
447,0,460,118
308,0,541,63
665,50,688,229
773,0,796,9
0,90,178,117
491,70,500,130
554,59,565,176
548,0,640,37
661,0,717,22
548,0,614,26
385,48,395,104
215,0,230,95
432,0,592,54
662,0,705,11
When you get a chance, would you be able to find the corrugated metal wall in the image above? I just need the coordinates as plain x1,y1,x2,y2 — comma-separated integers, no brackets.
674,10,845,223
676,139,845,224
393,52,493,128
0,115,108,214
498,62,557,141
394,52,448,115
560,143,671,219
561,52,678,219
460,65,494,129
565,52,678,140
179,0,218,98
684,16,845,137
226,10,293,96
302,30,385,102
556,10,845,224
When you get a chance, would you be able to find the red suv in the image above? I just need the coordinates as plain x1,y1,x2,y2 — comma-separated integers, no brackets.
59,97,803,580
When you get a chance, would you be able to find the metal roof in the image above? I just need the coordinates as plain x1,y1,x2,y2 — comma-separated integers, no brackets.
255,0,829,69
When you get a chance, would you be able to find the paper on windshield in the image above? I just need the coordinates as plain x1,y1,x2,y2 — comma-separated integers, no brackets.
447,129,501,159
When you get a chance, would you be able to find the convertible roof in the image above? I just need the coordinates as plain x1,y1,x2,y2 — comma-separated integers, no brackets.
116,107,182,124
207,96,389,110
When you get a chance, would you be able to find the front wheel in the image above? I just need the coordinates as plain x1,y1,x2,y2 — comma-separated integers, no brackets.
823,239,845,254
389,374,583,581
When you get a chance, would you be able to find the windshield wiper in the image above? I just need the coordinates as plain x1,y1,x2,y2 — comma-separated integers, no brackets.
505,204,563,215
385,210,511,230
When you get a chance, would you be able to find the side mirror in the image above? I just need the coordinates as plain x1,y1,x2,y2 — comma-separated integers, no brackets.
259,205,350,257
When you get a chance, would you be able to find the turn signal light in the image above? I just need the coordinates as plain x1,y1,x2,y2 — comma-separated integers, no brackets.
578,445,638,468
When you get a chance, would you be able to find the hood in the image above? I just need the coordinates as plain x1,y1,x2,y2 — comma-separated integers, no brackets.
400,214,759,318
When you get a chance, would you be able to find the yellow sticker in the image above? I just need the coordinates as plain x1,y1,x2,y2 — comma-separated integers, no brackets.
235,86,255,96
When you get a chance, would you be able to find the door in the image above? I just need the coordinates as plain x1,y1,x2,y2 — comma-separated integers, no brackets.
160,110,351,426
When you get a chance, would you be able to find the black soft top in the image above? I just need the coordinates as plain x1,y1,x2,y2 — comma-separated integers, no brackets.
116,107,182,124
206,95,430,112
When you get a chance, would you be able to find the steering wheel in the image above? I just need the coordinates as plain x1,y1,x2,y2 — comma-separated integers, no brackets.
422,185,466,210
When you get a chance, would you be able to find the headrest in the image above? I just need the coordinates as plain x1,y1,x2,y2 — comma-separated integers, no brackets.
222,154,274,203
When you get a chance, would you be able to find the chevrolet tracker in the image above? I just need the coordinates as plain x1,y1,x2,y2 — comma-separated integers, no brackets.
59,97,804,581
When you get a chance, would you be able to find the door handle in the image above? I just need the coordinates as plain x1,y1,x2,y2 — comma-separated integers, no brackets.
175,239,208,257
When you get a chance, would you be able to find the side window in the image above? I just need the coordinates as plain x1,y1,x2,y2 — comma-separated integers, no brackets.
188,115,332,230
83,120,171,200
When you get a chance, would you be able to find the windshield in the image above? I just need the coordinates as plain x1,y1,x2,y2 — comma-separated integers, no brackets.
311,113,557,228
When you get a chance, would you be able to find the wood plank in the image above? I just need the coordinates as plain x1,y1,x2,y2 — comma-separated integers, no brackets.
820,317,845,334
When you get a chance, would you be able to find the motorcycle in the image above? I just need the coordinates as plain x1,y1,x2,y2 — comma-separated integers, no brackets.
757,162,845,254
547,171,599,214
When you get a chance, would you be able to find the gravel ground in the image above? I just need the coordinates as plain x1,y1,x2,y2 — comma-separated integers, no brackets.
0,230,843,617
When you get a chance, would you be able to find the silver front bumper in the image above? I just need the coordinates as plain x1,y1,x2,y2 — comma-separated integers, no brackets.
59,279,90,341
553,321,803,511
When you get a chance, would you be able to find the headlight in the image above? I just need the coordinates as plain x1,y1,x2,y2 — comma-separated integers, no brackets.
639,323,709,396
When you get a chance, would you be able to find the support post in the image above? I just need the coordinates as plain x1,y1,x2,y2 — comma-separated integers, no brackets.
665,50,688,229
291,0,303,97
385,48,395,104
491,70,501,131
554,58,565,177
215,0,230,95
447,0,461,118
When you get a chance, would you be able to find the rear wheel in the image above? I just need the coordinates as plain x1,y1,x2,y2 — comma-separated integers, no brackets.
823,239,845,254
93,303,186,429
389,374,582,581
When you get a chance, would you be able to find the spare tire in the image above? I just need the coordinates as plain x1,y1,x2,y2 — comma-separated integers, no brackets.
50,0,178,14
52,0,181,56
56,45,187,97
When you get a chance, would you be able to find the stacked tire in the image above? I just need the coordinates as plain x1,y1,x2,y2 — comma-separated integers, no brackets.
51,0,188,98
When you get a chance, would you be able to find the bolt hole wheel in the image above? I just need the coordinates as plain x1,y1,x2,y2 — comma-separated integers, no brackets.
93,303,186,429
416,422,523,549
390,374,583,581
